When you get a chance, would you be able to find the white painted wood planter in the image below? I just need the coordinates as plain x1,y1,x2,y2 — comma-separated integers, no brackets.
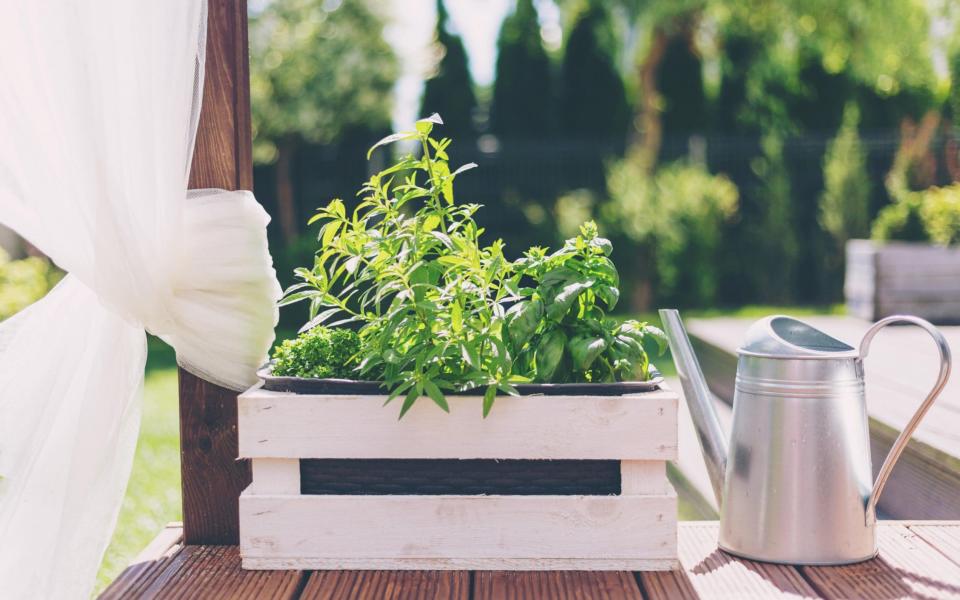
237,383,679,571
846,239,960,323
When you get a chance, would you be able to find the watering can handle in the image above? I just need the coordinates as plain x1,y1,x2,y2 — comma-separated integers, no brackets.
860,315,952,524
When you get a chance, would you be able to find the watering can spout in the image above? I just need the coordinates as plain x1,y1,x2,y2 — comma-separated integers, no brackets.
659,309,728,507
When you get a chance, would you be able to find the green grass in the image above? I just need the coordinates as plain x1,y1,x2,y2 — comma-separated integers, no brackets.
94,339,181,595
94,305,841,591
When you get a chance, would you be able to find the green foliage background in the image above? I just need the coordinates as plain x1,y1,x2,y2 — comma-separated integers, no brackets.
0,250,60,320
248,0,960,310
559,2,630,138
420,0,478,138
490,0,555,137
249,0,397,163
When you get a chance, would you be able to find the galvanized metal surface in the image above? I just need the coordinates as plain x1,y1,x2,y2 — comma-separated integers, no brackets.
661,309,952,565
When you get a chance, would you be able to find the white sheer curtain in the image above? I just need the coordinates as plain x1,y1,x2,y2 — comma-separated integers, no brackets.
0,2,280,598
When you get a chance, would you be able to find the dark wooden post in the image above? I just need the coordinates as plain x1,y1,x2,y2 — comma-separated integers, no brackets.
181,0,253,545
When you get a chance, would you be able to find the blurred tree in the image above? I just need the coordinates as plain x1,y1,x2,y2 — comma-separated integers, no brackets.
816,103,871,296
420,0,477,138
947,43,960,182
249,0,398,242
714,0,939,302
820,104,871,247
751,134,798,303
603,157,739,307
558,1,630,138
713,34,763,135
658,29,707,137
491,0,555,137
952,48,960,130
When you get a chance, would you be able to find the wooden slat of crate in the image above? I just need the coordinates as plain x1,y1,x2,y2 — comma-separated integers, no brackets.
300,571,468,600
802,524,960,599
238,389,677,460
473,571,643,599
638,522,820,599
239,492,677,571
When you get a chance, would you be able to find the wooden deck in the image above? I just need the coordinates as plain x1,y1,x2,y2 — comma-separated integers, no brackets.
101,521,960,599
687,315,960,519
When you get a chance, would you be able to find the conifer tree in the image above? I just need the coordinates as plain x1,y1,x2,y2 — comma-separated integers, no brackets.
657,32,707,136
559,1,629,138
420,0,477,138
490,0,554,137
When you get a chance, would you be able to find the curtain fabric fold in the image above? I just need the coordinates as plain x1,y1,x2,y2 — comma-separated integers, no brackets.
0,2,281,597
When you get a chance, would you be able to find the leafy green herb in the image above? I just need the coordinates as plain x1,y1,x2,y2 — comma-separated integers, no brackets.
272,327,361,379
510,221,666,384
281,114,664,416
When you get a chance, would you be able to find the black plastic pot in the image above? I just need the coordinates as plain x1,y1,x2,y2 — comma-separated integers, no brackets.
257,365,663,396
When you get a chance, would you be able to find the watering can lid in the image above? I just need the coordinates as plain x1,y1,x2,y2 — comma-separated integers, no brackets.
738,315,856,358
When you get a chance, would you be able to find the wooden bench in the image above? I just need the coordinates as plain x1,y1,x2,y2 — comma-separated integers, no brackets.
100,521,960,599
685,315,960,519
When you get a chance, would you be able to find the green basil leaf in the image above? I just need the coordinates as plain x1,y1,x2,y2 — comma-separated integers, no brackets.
506,298,543,350
595,285,620,310
591,236,613,256
568,334,607,371
535,329,566,382
642,324,669,356
547,281,592,321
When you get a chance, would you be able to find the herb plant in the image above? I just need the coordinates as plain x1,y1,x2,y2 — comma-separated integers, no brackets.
510,221,665,384
272,326,361,379
281,114,664,417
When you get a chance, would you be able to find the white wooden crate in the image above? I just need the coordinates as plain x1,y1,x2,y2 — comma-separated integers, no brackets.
238,384,679,571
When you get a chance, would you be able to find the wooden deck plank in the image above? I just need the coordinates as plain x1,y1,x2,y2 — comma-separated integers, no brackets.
687,315,960,519
908,523,960,567
301,571,468,600
99,524,184,599
639,522,821,599
803,524,960,599
473,571,642,600
105,521,960,599
137,545,304,599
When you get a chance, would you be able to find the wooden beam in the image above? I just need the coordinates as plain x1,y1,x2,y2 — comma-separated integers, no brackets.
180,0,253,545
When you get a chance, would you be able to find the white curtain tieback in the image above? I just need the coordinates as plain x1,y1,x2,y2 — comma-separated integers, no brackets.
161,189,281,390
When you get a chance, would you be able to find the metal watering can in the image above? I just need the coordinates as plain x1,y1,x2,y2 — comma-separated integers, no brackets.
659,309,952,565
